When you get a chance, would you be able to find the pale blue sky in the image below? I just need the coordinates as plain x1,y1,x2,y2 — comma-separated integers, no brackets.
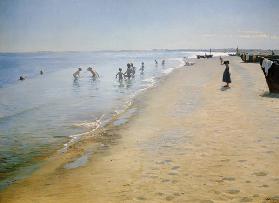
0,0,279,52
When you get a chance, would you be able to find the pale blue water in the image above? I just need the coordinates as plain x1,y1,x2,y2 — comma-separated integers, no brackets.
0,50,224,189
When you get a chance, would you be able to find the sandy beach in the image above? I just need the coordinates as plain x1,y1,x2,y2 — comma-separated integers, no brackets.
0,56,278,203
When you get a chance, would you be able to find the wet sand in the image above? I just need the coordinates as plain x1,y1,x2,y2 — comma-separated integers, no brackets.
1,57,279,203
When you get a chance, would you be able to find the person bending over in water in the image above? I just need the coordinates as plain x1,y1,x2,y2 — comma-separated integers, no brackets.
116,68,124,81
73,68,82,79
222,61,231,88
87,67,99,78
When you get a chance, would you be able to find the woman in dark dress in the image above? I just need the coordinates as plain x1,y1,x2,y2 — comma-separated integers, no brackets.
222,61,231,87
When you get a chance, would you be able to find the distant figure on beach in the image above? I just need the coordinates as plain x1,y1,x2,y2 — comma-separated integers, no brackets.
124,63,132,79
220,56,223,65
87,67,99,79
40,70,43,75
116,68,124,81
73,68,82,79
222,61,231,88
162,60,165,65
140,62,144,73
19,76,26,81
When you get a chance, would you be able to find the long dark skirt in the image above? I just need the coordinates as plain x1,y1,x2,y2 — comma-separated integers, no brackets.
222,67,231,83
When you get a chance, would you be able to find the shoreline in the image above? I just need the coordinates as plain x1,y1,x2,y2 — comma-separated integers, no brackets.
0,57,188,191
1,56,278,202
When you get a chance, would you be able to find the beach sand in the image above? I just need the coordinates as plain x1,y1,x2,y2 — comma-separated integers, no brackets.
0,56,279,203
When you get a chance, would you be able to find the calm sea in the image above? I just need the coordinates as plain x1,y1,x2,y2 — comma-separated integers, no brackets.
0,50,227,189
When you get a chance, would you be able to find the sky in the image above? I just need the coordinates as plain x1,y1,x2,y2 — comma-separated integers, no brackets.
0,0,279,52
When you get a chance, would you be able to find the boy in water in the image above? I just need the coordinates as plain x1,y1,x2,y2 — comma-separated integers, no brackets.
73,68,82,79
87,67,99,79
124,63,132,79
140,62,144,72
131,63,136,76
116,68,124,81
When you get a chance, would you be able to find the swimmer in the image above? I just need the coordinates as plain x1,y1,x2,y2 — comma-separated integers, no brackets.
87,67,99,78
19,76,26,81
73,68,82,79
116,68,124,81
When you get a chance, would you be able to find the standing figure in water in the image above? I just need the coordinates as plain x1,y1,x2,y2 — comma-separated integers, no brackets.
73,68,82,79
162,60,165,65
124,63,132,79
155,60,158,65
40,70,43,75
116,68,124,81
222,61,231,88
130,63,136,76
87,67,99,79
140,62,144,73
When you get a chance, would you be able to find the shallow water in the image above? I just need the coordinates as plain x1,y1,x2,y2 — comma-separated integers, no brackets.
0,50,227,189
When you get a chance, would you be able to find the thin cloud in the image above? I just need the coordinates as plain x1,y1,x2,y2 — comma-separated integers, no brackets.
201,31,279,40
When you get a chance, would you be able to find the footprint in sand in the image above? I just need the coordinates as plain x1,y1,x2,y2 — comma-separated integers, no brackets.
156,192,164,196
173,192,180,196
222,177,235,181
199,200,214,203
238,160,247,163
166,196,175,201
259,184,269,188
136,196,146,201
220,159,230,162
253,171,268,176
226,189,240,194
171,166,180,170
240,197,253,202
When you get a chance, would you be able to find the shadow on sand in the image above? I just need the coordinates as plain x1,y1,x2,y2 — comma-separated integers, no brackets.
220,86,231,91
260,91,279,98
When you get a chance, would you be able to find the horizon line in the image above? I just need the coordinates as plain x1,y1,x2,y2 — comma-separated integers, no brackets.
0,48,277,54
